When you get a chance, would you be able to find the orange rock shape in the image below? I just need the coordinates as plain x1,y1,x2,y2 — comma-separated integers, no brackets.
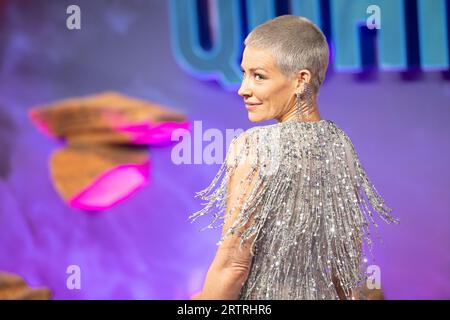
29,91,190,145
0,272,51,300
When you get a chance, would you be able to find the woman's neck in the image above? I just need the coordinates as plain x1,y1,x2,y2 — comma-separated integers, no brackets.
278,101,322,123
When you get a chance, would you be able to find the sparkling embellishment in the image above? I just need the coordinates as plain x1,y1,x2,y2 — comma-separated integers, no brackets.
189,118,400,300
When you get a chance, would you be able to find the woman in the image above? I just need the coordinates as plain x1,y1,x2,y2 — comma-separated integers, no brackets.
189,15,399,300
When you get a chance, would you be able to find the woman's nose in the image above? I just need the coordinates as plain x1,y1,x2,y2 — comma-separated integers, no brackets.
238,80,251,98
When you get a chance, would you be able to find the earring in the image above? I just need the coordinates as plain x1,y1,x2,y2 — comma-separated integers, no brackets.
296,82,314,121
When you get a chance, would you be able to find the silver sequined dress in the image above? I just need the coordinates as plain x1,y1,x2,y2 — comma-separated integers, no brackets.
189,118,399,300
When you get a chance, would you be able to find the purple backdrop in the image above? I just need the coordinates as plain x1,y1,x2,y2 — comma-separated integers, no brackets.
0,0,449,299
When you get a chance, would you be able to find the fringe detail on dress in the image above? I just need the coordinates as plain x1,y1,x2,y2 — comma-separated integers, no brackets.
189,119,400,300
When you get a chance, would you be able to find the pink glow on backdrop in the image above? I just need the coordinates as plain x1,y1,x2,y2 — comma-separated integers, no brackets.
116,121,191,145
68,161,150,211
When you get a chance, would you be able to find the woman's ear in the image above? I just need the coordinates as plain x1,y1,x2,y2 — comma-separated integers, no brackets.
295,69,312,91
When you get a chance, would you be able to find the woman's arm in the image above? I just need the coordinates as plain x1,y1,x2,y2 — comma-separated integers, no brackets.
191,242,253,300
191,247,252,300
194,141,258,300
197,244,253,299
332,271,356,300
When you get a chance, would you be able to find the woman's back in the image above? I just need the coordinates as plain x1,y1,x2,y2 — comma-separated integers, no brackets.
191,118,399,300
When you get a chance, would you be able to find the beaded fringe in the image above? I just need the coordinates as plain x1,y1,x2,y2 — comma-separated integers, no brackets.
189,119,399,300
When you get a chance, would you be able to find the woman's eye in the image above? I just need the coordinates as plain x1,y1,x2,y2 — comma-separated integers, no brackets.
255,73,264,80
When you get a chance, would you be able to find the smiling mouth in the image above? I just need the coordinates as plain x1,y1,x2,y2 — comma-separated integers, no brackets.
245,102,262,107
245,103,262,111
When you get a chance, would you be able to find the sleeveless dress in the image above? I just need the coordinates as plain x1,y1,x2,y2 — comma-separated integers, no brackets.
189,118,399,300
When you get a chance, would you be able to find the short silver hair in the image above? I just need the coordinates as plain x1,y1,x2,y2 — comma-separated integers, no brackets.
244,15,329,93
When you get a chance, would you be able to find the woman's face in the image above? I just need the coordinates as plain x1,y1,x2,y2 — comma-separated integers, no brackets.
238,46,298,122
